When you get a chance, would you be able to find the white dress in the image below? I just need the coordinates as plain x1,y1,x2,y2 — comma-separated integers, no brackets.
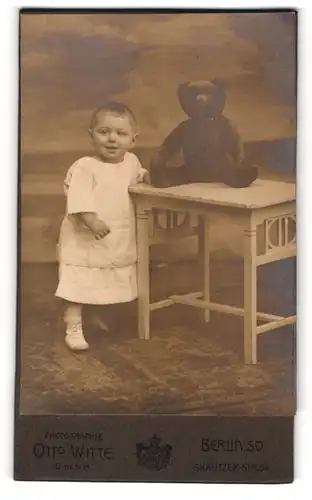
55,153,147,304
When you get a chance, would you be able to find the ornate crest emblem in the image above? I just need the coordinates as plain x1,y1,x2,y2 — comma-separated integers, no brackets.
136,434,172,471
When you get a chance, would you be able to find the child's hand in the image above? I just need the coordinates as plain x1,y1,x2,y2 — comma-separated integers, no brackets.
76,213,110,239
91,219,110,240
138,170,151,185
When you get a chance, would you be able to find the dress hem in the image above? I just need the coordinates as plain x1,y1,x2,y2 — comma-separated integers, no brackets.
54,292,137,305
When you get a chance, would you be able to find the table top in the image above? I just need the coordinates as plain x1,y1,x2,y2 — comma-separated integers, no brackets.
129,179,296,209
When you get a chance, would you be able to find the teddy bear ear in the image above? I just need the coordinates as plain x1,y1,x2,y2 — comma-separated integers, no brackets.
211,77,225,89
178,82,190,91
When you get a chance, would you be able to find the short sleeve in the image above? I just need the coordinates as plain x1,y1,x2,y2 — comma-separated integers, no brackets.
65,160,96,214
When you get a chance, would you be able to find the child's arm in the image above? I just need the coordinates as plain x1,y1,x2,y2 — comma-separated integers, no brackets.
137,169,151,185
76,213,110,240
65,160,110,239
134,157,151,185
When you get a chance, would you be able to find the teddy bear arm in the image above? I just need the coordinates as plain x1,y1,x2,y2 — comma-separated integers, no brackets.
222,118,244,164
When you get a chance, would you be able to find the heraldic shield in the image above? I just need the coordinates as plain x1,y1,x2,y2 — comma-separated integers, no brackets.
136,434,172,471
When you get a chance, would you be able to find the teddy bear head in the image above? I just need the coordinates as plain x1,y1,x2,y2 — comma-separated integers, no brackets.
177,79,226,119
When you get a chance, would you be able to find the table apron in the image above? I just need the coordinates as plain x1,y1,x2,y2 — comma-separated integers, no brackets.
132,195,296,226
132,195,252,222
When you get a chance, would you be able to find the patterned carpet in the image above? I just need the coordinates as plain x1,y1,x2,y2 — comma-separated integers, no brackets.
18,260,295,416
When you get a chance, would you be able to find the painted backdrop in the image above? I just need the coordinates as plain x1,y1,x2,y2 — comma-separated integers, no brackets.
20,12,296,263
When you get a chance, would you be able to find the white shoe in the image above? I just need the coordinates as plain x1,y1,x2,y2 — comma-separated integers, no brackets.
65,322,89,351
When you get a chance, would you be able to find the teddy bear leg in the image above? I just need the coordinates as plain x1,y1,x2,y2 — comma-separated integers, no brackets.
219,165,258,188
151,165,189,187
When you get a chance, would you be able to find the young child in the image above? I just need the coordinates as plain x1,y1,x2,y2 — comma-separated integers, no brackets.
55,102,150,351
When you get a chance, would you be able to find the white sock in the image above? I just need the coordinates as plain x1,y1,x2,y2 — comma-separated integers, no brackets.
64,303,89,351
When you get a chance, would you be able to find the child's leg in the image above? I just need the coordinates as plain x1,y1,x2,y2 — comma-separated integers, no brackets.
83,305,110,332
64,301,89,351
89,314,109,332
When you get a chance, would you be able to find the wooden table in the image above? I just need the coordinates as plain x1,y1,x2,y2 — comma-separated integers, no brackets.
129,180,296,364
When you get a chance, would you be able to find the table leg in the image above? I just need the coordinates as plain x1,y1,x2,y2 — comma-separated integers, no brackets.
244,218,257,364
198,216,210,323
136,204,151,340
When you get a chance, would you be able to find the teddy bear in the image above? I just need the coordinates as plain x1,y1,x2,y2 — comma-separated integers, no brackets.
150,79,258,188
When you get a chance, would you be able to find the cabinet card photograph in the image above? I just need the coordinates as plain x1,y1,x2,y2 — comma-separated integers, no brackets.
15,10,297,483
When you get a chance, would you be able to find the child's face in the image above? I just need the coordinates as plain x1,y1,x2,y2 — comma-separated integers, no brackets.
90,112,136,162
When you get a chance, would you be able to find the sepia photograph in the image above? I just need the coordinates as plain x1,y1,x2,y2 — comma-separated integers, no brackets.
19,10,296,417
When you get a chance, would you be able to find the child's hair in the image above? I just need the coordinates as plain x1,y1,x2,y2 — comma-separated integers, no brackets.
90,101,137,130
